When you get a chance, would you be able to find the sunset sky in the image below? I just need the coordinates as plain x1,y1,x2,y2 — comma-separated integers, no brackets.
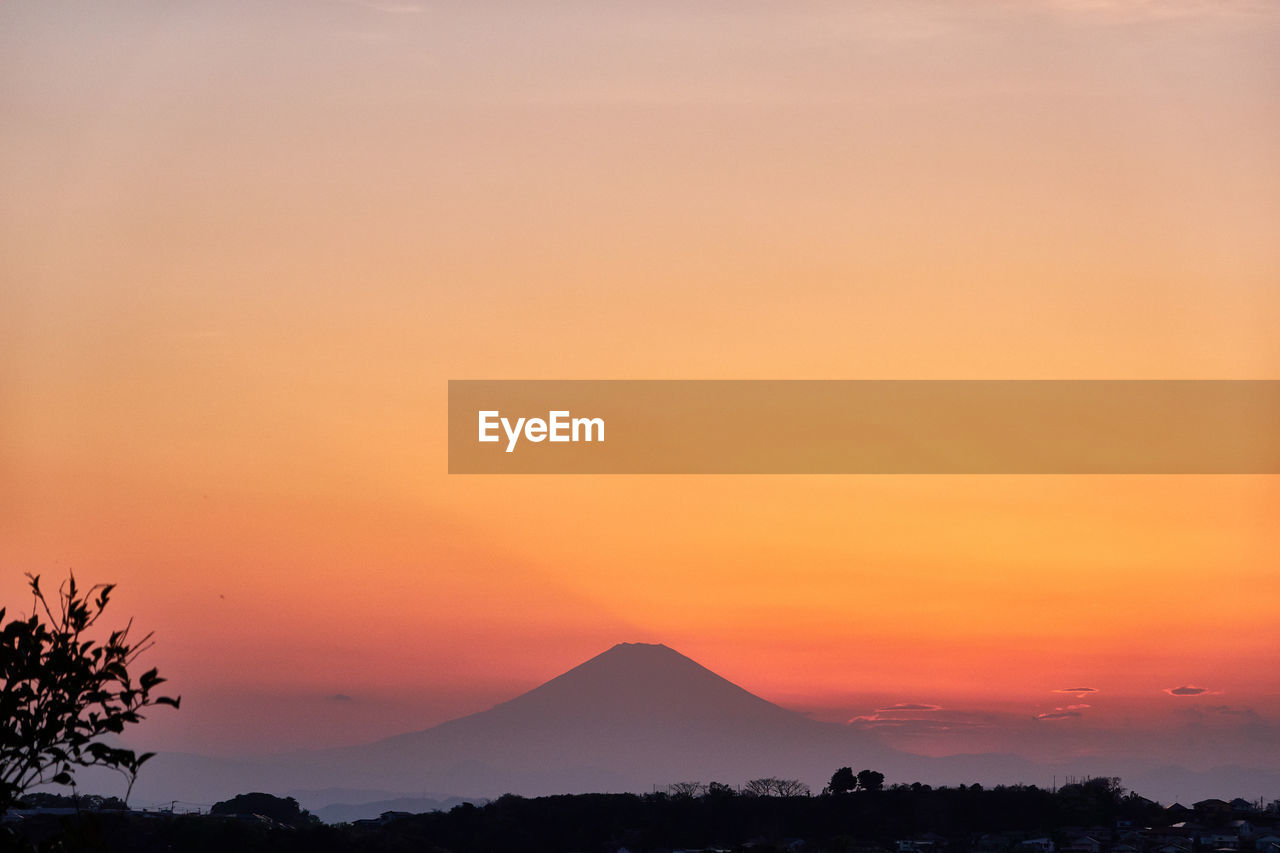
2,0,1278,772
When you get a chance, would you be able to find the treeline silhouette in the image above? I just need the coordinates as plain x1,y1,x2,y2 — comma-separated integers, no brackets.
3,775,1185,853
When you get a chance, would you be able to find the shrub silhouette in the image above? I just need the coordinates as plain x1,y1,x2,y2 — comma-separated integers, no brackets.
0,573,179,814
210,792,318,827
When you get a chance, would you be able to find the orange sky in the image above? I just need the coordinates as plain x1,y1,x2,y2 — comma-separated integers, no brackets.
2,1,1278,764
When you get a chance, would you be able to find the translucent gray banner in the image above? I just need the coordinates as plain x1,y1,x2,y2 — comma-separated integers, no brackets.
448,380,1280,474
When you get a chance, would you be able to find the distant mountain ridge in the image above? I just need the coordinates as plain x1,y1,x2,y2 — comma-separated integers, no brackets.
311,796,485,825
118,642,1279,808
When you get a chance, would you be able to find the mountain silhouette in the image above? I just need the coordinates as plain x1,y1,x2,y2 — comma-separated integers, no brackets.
340,642,887,794
434,641,809,734
124,642,1254,806
127,642,894,802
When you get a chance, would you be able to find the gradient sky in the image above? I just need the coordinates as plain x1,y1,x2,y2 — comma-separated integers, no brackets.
2,0,1278,770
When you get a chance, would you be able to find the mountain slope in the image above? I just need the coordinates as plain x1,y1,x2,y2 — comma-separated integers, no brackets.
339,642,887,794
123,642,1065,804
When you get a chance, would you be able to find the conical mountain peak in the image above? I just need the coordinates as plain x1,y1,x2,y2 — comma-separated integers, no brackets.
482,642,801,729
349,641,880,796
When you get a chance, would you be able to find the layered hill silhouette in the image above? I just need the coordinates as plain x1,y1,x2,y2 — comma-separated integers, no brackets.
120,642,1271,808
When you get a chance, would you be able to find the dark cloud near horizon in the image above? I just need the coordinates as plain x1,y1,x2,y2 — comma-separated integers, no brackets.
876,703,943,712
1053,687,1098,695
328,693,355,702
1164,685,1217,696
1202,705,1257,717
1035,703,1089,721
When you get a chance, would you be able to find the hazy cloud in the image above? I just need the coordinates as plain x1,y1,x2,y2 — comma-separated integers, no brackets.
848,707,1001,732
342,0,423,13
1035,704,1089,721
328,693,355,702
1054,687,1098,696
1172,704,1273,745
1175,705,1264,726
1036,710,1083,721
849,702,945,724
1038,0,1277,23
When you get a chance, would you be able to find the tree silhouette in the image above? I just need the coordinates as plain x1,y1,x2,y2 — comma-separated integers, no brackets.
828,766,857,795
856,769,885,791
210,792,318,827
0,573,179,814
667,781,707,798
705,781,736,800
743,777,810,797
